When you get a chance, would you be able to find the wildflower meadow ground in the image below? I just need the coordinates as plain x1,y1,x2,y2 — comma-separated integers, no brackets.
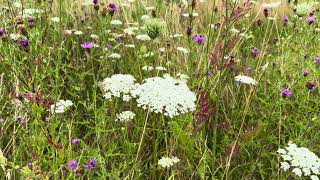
0,0,319,179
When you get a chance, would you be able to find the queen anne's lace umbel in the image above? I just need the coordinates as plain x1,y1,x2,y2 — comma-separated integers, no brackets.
99,74,138,102
277,143,320,179
115,111,136,122
131,75,196,118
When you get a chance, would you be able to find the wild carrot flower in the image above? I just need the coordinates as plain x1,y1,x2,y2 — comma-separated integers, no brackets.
50,100,73,113
280,88,293,97
235,75,257,85
192,34,206,45
67,160,78,172
115,111,135,122
81,42,96,49
158,156,180,168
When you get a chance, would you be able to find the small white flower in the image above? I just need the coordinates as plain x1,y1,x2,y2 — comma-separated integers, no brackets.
90,34,99,39
280,162,290,171
158,156,180,168
182,12,199,17
235,75,257,85
124,27,139,35
9,33,20,40
170,34,184,38
13,2,22,8
176,73,189,82
262,2,281,9
136,34,151,41
108,53,121,59
142,65,154,71
74,31,83,35
141,15,150,21
116,111,135,122
143,52,154,57
125,44,136,48
21,8,44,17
230,28,240,34
50,100,73,113
51,17,60,23
177,47,189,54
145,6,155,11
155,66,166,71
110,20,123,26
159,48,166,52
292,168,302,177
311,175,319,180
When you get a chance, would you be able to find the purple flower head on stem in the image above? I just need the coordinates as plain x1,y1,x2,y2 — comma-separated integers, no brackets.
71,138,80,144
28,17,36,23
27,160,33,168
15,116,23,121
280,88,293,98
67,160,78,172
303,69,310,77
306,81,316,90
306,16,316,24
315,56,320,65
263,8,269,17
0,28,6,37
284,16,289,25
87,159,97,170
81,42,96,49
251,48,260,57
273,38,279,43
93,0,98,5
108,3,117,14
20,39,29,48
192,34,206,45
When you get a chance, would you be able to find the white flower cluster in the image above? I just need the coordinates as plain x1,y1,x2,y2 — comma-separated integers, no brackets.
295,2,318,16
235,75,257,85
131,75,196,118
158,156,180,168
115,111,136,122
99,74,138,102
50,100,73,113
277,143,320,179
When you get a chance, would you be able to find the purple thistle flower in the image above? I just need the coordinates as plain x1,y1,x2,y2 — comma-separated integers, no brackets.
251,48,260,57
192,34,206,45
20,39,29,48
280,88,293,98
93,0,98,5
67,160,78,172
108,3,117,15
263,8,269,17
306,81,316,90
306,16,316,24
0,28,6,37
284,16,289,25
28,17,36,23
303,69,310,77
81,42,96,49
15,116,23,121
87,159,97,170
315,56,320,65
71,138,80,144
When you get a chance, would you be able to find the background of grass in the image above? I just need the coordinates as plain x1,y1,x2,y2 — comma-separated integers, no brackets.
0,0,319,179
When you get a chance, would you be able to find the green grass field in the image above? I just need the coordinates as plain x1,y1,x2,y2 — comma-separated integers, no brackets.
0,0,319,179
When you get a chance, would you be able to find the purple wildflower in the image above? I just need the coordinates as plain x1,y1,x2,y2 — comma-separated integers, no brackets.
284,16,289,25
67,160,78,172
0,28,5,37
20,39,29,48
71,138,80,144
306,81,316,90
303,69,310,77
306,16,315,24
315,56,320,65
263,8,269,17
108,3,117,15
192,34,206,45
280,88,293,98
273,38,279,43
251,48,260,57
81,42,96,49
28,17,36,23
15,116,23,121
0,118,4,123
87,159,97,170
93,0,98,5
27,160,33,168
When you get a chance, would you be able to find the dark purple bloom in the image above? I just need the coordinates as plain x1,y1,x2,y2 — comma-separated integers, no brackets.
306,81,316,90
28,17,36,23
263,8,269,17
192,34,206,45
251,48,260,57
187,26,192,36
306,16,316,24
27,160,33,168
0,28,5,37
284,16,289,25
280,88,293,97
207,70,213,77
273,38,279,43
93,0,98,5
108,3,117,14
71,138,80,144
15,116,23,121
87,159,97,170
315,56,320,65
20,39,29,48
67,160,78,172
303,69,310,77
81,42,96,49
